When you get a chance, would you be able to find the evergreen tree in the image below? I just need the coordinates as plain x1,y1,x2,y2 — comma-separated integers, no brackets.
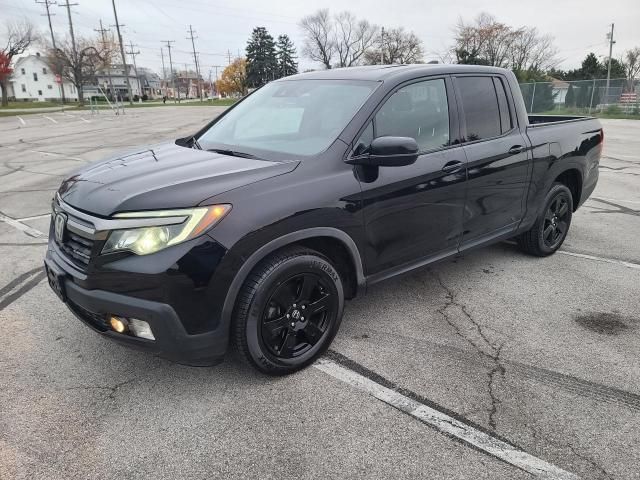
276,34,298,78
581,53,601,79
564,84,575,108
246,27,277,88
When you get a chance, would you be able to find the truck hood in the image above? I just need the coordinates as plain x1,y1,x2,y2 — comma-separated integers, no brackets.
58,142,298,216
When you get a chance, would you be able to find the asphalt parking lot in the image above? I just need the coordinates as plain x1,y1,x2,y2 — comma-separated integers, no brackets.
0,107,638,480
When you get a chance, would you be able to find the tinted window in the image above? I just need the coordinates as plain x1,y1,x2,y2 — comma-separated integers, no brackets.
353,122,373,156
198,80,377,157
457,77,501,141
375,79,449,152
494,77,512,133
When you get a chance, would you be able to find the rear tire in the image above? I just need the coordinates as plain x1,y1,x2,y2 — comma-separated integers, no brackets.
232,246,344,375
518,182,573,256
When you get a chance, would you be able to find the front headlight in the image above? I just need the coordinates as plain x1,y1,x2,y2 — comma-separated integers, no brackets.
102,204,231,255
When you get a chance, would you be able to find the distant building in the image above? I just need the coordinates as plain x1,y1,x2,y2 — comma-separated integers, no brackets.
137,67,162,98
9,52,78,102
90,64,142,100
550,78,569,105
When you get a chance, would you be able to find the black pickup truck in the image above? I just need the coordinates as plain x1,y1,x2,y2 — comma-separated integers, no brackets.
45,65,603,374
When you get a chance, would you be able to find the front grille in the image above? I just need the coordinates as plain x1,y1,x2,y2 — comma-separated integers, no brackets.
67,299,109,331
60,231,95,268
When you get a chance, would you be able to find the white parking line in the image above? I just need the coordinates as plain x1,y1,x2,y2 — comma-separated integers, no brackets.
0,213,47,239
558,250,640,270
17,116,26,126
79,117,91,123
315,359,579,479
16,213,51,222
42,115,58,124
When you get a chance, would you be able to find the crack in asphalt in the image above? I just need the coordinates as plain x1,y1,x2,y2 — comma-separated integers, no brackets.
431,270,506,430
65,367,163,401
528,423,614,480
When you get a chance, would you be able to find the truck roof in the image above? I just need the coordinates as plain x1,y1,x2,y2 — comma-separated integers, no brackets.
282,64,511,82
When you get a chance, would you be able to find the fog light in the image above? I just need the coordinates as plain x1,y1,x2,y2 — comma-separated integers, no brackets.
109,316,128,333
128,318,155,340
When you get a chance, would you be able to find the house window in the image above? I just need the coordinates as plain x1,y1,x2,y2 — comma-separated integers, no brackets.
21,84,26,92
43,67,47,74
33,73,38,81
38,90,43,96
47,85,53,90
21,68,25,74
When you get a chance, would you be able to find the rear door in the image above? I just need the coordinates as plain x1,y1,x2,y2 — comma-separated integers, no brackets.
353,76,468,279
453,75,531,247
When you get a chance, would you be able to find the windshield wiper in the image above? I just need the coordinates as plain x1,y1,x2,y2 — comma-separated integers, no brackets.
208,148,261,160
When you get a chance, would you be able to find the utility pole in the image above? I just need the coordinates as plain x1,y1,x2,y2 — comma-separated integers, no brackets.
187,25,203,101
35,0,66,104
162,40,176,102
211,65,221,98
160,47,167,97
126,40,141,98
111,0,133,105
606,23,616,104
380,27,385,65
58,1,79,102
227,49,232,65
95,19,115,101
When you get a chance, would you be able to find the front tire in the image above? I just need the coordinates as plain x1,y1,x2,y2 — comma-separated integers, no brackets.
518,182,573,256
232,246,344,375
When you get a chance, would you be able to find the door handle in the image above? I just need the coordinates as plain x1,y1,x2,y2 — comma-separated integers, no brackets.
442,161,464,173
508,145,525,155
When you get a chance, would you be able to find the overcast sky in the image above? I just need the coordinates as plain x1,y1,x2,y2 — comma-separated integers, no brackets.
3,0,639,78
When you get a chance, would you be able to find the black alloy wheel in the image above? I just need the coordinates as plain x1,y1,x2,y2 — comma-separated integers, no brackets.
232,246,344,375
542,192,571,250
261,273,336,359
518,182,573,257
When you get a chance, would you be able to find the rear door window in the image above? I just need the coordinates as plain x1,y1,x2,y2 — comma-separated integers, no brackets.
456,76,501,141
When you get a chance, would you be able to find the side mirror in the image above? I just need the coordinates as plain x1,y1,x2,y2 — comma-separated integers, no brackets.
347,136,419,167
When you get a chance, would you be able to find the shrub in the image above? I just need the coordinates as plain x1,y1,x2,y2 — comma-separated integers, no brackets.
141,94,148,101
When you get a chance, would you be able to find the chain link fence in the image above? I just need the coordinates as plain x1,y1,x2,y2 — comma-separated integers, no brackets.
518,78,640,116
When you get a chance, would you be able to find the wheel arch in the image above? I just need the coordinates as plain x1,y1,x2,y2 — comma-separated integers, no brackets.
553,168,583,211
220,228,366,337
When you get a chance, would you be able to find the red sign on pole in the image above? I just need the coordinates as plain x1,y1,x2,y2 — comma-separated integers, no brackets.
55,74,62,84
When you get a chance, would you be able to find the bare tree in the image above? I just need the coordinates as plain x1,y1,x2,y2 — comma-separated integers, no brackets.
299,9,335,69
334,12,378,67
0,20,37,106
364,27,424,65
452,13,557,72
48,34,109,104
300,9,379,69
622,47,640,92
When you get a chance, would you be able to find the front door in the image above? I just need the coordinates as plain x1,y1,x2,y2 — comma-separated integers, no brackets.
352,77,467,279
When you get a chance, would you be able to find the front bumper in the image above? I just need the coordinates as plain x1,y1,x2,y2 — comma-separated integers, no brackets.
45,244,229,367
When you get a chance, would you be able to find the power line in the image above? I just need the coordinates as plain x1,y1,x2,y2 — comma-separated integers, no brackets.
111,0,133,105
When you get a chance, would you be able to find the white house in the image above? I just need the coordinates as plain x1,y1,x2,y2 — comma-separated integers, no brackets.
10,52,78,102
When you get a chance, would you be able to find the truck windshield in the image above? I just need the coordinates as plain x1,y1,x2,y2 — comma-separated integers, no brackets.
198,79,378,158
